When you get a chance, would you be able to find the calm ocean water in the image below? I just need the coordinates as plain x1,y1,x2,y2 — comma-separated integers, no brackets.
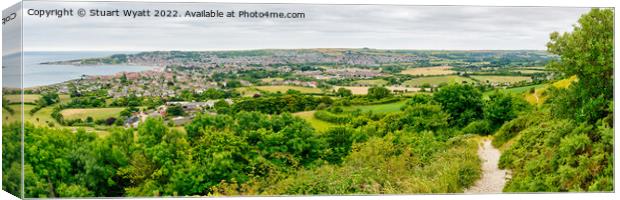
2,51,155,88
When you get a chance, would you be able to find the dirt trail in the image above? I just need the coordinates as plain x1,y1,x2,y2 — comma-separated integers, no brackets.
464,139,510,193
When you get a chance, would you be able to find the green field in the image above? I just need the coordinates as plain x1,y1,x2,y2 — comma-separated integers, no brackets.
2,94,76,126
403,75,475,87
471,76,531,84
2,104,24,124
293,111,336,132
346,101,407,113
352,79,389,86
237,85,323,96
3,94,70,104
3,104,59,126
294,101,407,131
504,84,546,94
60,107,126,120
3,94,41,104
254,85,322,94
2,103,122,136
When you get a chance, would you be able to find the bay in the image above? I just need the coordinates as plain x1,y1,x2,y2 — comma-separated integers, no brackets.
3,51,155,88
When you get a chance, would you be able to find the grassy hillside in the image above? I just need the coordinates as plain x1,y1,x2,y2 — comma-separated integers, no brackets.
524,76,577,105
293,111,337,132
4,94,41,104
60,107,126,121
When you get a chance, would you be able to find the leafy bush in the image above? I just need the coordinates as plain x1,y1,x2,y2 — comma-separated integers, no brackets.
261,132,480,194
405,93,434,106
383,103,449,133
492,114,541,148
462,120,493,135
233,94,328,114
367,86,392,100
313,110,351,124
499,120,613,192
321,126,367,164
483,91,529,128
433,84,483,127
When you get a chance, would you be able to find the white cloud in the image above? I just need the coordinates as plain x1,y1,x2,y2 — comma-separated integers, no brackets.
20,1,592,51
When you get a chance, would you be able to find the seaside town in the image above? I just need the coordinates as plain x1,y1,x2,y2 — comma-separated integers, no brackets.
13,49,555,129
2,7,614,198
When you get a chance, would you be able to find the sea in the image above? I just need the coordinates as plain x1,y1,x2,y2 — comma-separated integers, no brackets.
2,51,156,88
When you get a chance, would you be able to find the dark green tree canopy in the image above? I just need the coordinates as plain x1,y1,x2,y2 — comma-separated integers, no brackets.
547,8,613,100
546,8,614,124
433,84,484,127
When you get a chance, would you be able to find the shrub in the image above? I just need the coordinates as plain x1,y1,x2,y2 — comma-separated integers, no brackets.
499,119,613,192
462,120,493,135
433,84,483,127
265,133,480,194
492,113,541,148
367,86,391,100
314,110,350,124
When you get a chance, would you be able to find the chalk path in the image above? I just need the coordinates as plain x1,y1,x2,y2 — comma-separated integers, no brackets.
464,139,510,193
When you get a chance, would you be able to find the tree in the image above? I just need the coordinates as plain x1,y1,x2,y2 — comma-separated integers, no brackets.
433,84,483,127
143,97,164,110
120,73,129,85
225,80,242,88
214,100,230,114
120,106,139,117
336,88,353,97
201,88,225,99
121,118,192,196
546,8,613,124
2,98,14,115
85,116,94,123
38,92,60,107
405,93,435,106
385,103,449,133
498,9,614,193
166,104,185,116
321,127,362,164
367,86,391,100
484,91,528,128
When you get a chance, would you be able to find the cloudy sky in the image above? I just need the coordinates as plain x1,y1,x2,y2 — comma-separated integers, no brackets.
19,1,591,51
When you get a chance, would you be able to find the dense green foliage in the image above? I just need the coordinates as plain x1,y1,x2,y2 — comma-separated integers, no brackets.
546,8,613,124
433,84,483,127
484,91,530,128
64,96,106,108
336,87,353,97
233,94,332,114
30,92,60,115
166,104,185,116
496,8,614,192
253,133,480,195
498,117,613,191
3,87,494,197
313,110,351,124
367,86,392,100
